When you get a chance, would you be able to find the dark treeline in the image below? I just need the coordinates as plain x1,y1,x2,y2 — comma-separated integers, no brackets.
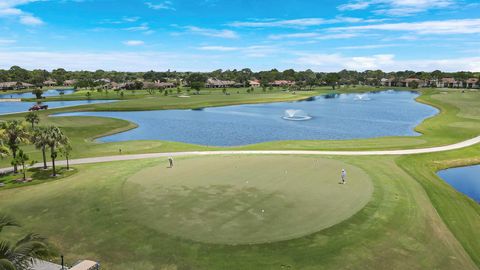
1,66,479,87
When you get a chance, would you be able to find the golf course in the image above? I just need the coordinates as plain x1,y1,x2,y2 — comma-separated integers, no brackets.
1,87,479,270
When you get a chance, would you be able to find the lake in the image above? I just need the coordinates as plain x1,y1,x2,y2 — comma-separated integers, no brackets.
0,100,115,115
54,91,438,146
0,89,75,99
438,165,480,203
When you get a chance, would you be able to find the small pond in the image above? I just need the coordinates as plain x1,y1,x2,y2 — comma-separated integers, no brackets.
0,100,115,115
438,165,480,203
54,91,438,146
0,89,75,99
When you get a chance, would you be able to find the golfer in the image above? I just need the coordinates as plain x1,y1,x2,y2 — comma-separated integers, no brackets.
168,157,174,168
341,169,347,184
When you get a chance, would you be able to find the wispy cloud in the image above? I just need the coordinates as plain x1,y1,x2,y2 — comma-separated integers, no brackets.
198,46,239,51
100,16,141,24
295,53,480,72
0,39,17,45
0,0,44,25
145,1,175,11
338,0,456,16
269,32,358,40
123,22,150,31
338,44,398,50
331,19,480,35
123,40,145,46
197,45,279,57
229,17,386,28
184,26,239,39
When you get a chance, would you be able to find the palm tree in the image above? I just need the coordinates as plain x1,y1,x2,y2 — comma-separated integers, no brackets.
0,121,30,173
31,127,49,170
0,129,10,159
0,214,53,270
46,126,68,177
11,150,29,181
24,112,40,129
60,141,72,171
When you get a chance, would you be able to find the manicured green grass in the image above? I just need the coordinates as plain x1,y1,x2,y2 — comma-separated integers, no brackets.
0,155,477,270
124,156,372,245
397,143,480,266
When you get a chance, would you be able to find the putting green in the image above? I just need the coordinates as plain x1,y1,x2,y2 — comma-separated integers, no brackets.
123,155,373,244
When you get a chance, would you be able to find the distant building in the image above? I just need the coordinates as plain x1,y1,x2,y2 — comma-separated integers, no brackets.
269,80,294,87
401,78,426,88
143,81,176,89
466,78,479,88
380,78,397,87
63,79,77,86
0,81,33,90
43,80,57,87
249,80,261,87
205,78,236,88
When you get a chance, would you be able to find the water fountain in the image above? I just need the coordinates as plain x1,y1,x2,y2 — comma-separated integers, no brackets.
354,93,371,101
282,109,312,121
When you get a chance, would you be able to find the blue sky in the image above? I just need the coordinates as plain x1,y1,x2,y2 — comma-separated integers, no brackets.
0,0,479,71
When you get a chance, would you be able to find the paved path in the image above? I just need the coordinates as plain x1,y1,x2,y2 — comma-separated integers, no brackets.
1,136,480,174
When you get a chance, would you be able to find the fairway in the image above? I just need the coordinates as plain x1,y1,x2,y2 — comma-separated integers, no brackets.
123,155,373,244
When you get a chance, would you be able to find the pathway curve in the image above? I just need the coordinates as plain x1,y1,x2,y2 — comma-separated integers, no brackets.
1,135,480,174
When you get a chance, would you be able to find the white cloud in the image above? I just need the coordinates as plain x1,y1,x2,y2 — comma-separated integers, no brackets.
198,46,239,51
197,45,280,58
0,50,227,71
123,40,145,46
145,1,175,11
0,39,17,45
269,32,358,40
0,0,44,25
229,17,386,28
294,53,480,72
19,14,43,25
123,22,149,31
338,0,456,16
338,44,398,50
184,26,238,39
332,19,480,35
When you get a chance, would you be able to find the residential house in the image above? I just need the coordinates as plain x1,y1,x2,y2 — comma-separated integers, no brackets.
380,78,397,87
0,81,33,90
438,77,463,88
466,78,479,88
249,80,261,87
269,80,295,87
63,79,77,86
43,80,57,87
205,78,236,88
401,78,426,88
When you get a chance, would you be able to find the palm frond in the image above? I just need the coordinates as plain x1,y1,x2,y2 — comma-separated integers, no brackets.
0,259,16,270
0,215,19,233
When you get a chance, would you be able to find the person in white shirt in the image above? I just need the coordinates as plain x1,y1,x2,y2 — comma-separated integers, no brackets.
341,169,347,184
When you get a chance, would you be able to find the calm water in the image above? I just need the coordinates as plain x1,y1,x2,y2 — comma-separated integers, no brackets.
438,165,480,203
55,91,438,146
0,89,75,99
0,100,114,115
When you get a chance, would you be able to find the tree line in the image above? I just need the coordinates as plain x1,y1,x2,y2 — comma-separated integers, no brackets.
1,66,479,88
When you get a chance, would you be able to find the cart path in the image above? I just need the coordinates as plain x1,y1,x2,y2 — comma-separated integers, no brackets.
1,135,480,174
